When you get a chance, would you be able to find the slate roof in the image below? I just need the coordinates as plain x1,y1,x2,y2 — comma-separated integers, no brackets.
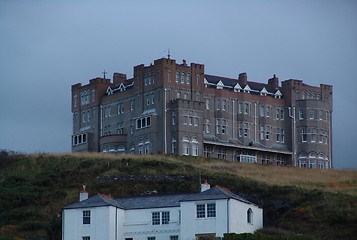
204,74,280,94
63,193,123,209
116,193,194,210
180,186,253,205
63,186,258,210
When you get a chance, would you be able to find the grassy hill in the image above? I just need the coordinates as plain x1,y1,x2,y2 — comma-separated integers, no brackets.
0,151,356,240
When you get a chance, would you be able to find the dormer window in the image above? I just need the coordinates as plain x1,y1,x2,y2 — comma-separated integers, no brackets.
274,90,282,99
260,87,268,96
243,85,251,93
216,80,224,90
234,83,242,92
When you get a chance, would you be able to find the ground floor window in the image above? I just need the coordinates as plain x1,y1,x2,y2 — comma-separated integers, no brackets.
239,154,257,163
247,208,253,224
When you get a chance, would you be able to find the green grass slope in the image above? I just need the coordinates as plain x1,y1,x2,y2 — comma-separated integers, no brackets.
0,151,356,240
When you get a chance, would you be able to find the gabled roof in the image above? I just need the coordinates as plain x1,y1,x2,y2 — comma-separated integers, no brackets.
180,186,253,205
63,186,259,210
63,194,123,209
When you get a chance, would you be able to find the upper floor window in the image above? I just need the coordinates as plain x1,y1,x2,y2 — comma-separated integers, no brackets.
152,211,170,225
82,237,90,240
186,73,191,84
168,70,172,82
245,103,250,115
205,98,210,109
196,203,216,218
83,210,90,224
176,71,180,83
299,109,304,120
148,237,155,240
239,103,243,114
309,109,315,119
74,95,78,107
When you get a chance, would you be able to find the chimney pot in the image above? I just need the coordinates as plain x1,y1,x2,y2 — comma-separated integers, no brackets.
79,185,88,202
201,180,211,192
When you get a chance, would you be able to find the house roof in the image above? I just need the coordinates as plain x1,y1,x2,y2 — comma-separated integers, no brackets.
63,194,123,209
63,186,258,210
180,186,253,205
204,74,280,95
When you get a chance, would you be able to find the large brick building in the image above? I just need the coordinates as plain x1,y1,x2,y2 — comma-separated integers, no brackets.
71,57,333,169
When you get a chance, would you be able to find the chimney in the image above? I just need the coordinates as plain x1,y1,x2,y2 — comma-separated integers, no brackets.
113,73,127,86
182,59,187,66
268,74,279,89
201,180,211,192
238,72,248,85
80,185,88,202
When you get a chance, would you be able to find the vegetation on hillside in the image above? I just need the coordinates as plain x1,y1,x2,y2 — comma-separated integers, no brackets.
0,150,356,240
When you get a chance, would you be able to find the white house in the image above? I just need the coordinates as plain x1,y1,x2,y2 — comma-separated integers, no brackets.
62,183,263,240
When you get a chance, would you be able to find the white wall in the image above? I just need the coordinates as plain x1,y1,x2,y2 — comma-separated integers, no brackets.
228,199,263,234
123,207,181,240
180,199,263,239
180,199,229,239
63,206,123,240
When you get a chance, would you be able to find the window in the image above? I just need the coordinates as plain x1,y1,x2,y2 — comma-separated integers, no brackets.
222,100,227,111
247,208,253,224
299,109,304,120
204,118,210,133
74,95,77,107
186,73,191,84
239,103,243,114
82,237,90,240
310,128,317,142
181,72,185,83
183,136,190,155
245,103,250,115
152,212,160,225
172,112,176,126
309,109,315,119
83,210,90,224
244,123,249,137
196,204,205,218
168,70,172,82
191,137,199,156
205,98,210,109
152,211,170,225
176,71,180,82
266,106,271,118
170,236,179,240
301,128,307,142
260,105,265,117
197,203,216,218
280,109,285,120
171,137,177,154
239,155,257,163
148,237,155,240
207,203,216,217
162,211,170,224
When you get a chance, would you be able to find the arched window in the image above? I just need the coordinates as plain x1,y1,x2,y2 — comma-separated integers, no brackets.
181,72,185,83
182,136,190,156
176,71,180,83
298,152,307,168
144,137,150,154
309,152,317,168
138,138,144,154
247,208,253,224
171,137,177,154
191,137,199,156
187,73,191,84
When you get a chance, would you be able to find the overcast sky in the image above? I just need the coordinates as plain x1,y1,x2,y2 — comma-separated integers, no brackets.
0,0,356,169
